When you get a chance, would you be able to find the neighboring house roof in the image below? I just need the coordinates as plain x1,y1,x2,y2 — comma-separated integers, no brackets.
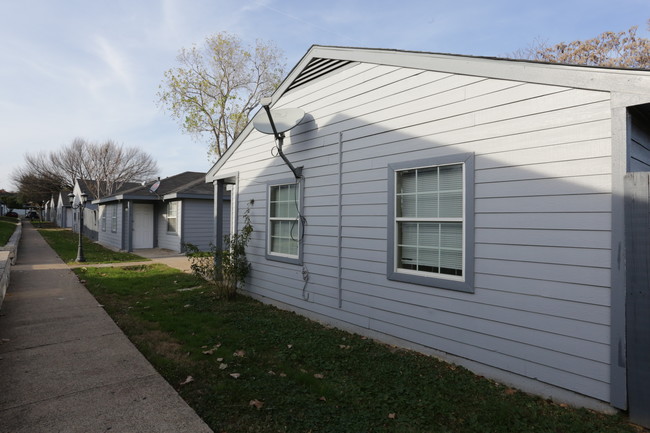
93,171,212,204
207,44,650,180
76,179,141,201
57,190,70,207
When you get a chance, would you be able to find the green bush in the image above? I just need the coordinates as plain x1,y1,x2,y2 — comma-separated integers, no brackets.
185,205,253,299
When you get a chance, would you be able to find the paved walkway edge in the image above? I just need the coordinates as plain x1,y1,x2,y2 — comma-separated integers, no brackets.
0,222,213,433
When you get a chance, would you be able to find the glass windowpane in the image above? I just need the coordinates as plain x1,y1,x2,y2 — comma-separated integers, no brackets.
395,163,464,277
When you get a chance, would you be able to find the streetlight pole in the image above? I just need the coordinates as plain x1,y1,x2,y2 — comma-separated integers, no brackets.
68,192,88,262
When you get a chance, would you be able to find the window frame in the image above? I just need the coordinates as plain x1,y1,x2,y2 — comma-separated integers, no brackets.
265,178,304,265
387,153,475,293
166,201,179,234
101,206,106,232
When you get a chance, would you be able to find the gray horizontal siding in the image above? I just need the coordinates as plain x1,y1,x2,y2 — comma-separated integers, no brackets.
629,116,650,171
219,62,615,402
97,203,123,251
183,199,216,251
157,202,181,252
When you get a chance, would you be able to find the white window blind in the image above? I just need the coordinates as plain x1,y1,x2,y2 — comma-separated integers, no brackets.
396,164,463,277
269,183,299,257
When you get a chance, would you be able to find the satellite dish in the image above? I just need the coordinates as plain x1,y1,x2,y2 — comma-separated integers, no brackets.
253,107,305,135
149,180,160,193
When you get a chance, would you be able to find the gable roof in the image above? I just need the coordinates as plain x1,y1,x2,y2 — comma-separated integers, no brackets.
93,171,212,204
207,45,650,179
75,179,141,201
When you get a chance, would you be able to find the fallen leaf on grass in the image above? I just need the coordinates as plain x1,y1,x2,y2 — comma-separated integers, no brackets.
319,396,327,402
249,399,264,410
388,413,397,419
287,344,293,349
279,373,287,377
229,373,241,379
339,344,351,350
219,363,228,370
504,388,517,396
202,343,221,355
180,376,194,386
233,350,246,357
268,370,276,376
314,374,324,379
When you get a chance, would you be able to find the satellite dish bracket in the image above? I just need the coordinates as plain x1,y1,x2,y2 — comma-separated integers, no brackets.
261,105,303,179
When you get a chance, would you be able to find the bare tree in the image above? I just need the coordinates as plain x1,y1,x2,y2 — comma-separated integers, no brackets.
513,20,650,69
12,138,158,201
157,32,286,159
81,140,158,196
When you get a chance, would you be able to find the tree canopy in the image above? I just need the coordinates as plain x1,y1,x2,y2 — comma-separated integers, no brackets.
515,20,650,69
157,32,286,160
12,138,158,204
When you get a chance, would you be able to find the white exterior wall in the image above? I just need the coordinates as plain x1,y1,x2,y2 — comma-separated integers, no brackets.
217,63,615,403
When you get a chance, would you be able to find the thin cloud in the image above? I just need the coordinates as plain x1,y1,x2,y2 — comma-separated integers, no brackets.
91,35,135,95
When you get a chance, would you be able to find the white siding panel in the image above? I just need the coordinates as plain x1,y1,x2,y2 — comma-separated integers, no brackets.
369,319,609,402
475,174,612,197
219,62,617,402
475,228,610,248
475,212,611,230
475,157,612,183
475,194,611,213
475,243,611,268
344,292,611,369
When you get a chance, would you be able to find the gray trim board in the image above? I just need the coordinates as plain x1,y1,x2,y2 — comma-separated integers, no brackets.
609,106,630,409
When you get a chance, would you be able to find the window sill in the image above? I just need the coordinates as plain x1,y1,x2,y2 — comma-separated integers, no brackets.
387,269,473,293
266,252,301,265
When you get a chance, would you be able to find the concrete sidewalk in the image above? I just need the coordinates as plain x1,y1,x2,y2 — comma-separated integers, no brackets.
0,223,213,432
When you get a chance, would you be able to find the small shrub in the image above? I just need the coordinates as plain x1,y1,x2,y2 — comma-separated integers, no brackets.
185,205,253,299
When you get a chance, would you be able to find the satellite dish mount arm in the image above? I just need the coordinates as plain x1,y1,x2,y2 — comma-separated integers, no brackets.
262,104,303,179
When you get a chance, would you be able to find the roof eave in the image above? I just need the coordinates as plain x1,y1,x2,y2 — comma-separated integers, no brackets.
207,44,650,179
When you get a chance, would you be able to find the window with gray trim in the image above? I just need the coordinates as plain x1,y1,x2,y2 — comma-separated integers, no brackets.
167,201,178,234
111,204,118,233
388,153,475,293
268,182,301,259
101,206,106,232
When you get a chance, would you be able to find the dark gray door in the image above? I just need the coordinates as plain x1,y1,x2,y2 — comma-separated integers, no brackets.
624,172,650,428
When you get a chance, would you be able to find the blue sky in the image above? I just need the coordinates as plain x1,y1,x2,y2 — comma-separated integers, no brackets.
1,0,649,190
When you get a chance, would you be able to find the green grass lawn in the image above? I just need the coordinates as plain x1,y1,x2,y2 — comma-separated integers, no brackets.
0,217,19,246
73,264,643,433
38,227,147,264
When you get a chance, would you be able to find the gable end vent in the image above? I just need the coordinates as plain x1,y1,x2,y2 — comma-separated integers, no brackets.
286,58,353,91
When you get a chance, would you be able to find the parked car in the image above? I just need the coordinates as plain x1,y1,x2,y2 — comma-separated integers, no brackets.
26,211,39,220
5,211,18,218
